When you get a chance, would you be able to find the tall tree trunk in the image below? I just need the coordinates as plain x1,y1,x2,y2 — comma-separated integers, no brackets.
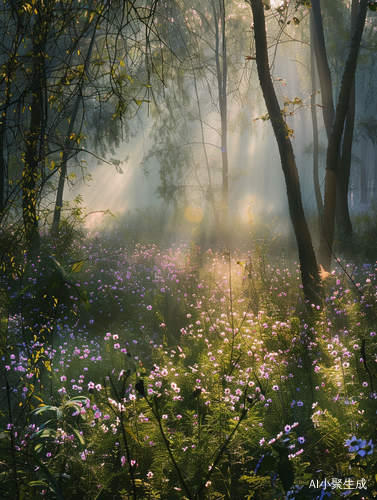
312,0,354,246
193,76,221,228
336,0,358,246
249,0,320,305
310,0,334,138
1,11,23,216
22,1,54,260
318,0,368,271
23,84,42,261
310,11,323,238
0,96,8,214
52,23,97,231
212,0,228,232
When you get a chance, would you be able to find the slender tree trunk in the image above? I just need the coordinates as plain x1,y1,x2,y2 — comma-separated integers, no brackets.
249,0,320,305
193,77,221,228
0,104,8,213
212,0,228,232
52,24,97,231
0,79,11,214
336,0,358,246
23,87,42,261
310,0,334,138
310,12,323,238
336,87,355,241
23,1,54,260
1,13,23,215
312,0,354,247
318,0,368,271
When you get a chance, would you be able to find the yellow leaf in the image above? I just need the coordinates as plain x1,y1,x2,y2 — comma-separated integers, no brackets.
44,360,51,372
71,261,84,274
120,60,125,67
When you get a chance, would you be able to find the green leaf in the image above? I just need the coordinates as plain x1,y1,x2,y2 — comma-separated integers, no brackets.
277,460,294,493
34,443,44,453
31,405,59,416
368,2,377,12
29,480,49,488
122,424,140,444
72,427,85,445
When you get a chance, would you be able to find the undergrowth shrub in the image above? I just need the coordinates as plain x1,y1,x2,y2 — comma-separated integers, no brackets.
1,211,377,499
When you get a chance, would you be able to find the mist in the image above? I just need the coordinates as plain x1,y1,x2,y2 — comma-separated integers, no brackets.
67,56,323,236
2,2,377,498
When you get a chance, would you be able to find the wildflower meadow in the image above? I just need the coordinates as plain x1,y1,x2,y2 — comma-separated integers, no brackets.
1,217,377,500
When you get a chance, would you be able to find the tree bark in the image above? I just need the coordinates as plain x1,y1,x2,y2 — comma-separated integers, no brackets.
336,0,358,246
310,11,323,238
23,3,49,261
0,96,8,213
249,0,320,304
318,0,368,271
311,0,355,246
193,76,221,228
212,0,229,232
310,0,334,138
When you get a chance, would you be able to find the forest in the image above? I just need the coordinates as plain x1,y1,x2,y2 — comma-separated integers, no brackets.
1,0,377,498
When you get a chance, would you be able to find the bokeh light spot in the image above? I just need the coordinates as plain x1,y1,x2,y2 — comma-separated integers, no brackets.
185,205,203,223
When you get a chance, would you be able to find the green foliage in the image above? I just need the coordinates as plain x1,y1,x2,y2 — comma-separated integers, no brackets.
2,223,377,498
